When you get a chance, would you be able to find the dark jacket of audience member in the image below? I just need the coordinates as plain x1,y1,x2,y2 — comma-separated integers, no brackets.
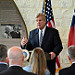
59,45,75,75
0,44,8,72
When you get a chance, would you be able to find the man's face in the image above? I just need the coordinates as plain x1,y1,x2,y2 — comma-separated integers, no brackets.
36,16,46,30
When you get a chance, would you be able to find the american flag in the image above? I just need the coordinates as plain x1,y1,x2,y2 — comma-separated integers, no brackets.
42,0,55,28
42,0,61,72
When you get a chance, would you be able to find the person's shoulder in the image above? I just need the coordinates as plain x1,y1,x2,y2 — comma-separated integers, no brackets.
46,26,58,34
30,28,38,34
46,26,58,32
23,66,29,69
45,69,50,75
59,65,75,75
23,65,31,72
59,67,70,73
30,28,38,32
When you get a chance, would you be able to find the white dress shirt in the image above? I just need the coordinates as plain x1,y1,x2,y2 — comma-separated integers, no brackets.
39,26,46,43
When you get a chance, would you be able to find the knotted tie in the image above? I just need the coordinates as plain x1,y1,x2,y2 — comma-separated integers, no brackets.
39,30,43,46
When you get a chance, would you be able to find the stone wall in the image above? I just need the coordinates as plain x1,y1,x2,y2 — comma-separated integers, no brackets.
14,0,75,74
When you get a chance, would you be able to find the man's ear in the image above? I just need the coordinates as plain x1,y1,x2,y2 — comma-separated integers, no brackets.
68,56,70,60
22,55,25,62
68,56,72,64
6,57,9,63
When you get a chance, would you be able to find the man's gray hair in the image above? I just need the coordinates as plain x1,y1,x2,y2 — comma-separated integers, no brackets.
36,13,46,21
0,44,7,61
68,45,75,59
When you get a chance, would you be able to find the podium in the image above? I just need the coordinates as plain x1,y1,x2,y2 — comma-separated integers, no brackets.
23,49,51,61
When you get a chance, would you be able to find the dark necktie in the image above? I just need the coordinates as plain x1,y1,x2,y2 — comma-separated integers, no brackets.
39,30,43,46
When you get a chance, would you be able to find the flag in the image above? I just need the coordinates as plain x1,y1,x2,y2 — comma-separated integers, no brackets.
42,0,55,28
68,9,75,47
42,0,61,72
67,9,75,64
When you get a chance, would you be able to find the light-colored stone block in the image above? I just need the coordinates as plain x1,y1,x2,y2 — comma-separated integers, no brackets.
60,0,73,8
52,0,60,8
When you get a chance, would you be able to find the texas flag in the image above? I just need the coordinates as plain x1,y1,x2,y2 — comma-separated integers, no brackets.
68,9,75,47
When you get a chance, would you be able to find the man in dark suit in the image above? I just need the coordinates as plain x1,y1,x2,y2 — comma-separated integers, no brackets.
59,45,75,75
0,46,37,75
21,13,63,75
0,44,8,72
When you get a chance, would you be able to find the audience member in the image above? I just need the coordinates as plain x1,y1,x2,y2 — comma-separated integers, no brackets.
0,44,8,72
0,46,37,75
59,45,75,75
23,47,50,75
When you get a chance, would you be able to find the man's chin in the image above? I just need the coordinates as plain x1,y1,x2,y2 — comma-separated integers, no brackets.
37,26,40,29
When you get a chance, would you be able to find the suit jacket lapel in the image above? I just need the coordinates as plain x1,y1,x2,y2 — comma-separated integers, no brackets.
41,26,49,46
35,28,39,46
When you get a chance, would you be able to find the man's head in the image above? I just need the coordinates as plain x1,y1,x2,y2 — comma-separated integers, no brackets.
0,44,8,63
68,45,75,61
13,25,20,32
5,26,11,33
36,13,46,30
8,46,24,66
30,47,47,74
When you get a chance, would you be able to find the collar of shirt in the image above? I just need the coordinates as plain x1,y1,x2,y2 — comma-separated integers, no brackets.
72,61,75,64
9,64,22,67
0,62,8,65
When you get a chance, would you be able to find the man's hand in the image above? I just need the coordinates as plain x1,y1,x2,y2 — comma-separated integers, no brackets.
21,36,28,46
49,52,56,60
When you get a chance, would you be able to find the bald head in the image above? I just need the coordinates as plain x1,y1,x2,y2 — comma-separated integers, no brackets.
8,46,24,65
